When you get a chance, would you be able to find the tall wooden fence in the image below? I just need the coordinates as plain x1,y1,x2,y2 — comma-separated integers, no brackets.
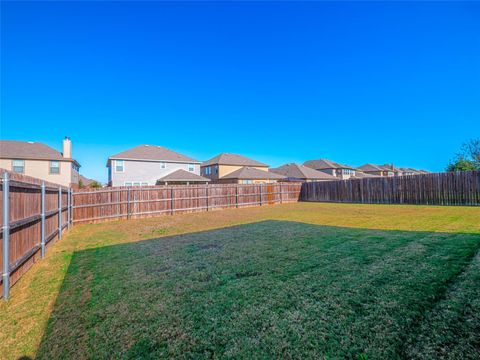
0,170,72,299
73,182,302,224
301,171,480,205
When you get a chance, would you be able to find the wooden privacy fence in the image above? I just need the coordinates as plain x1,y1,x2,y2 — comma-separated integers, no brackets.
73,182,302,224
301,171,480,205
0,170,72,299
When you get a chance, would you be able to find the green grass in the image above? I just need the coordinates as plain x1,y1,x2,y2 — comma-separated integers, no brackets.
1,203,480,359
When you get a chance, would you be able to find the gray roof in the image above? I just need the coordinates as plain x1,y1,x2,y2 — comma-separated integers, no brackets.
270,163,338,180
303,158,355,171
0,140,80,165
109,145,200,163
357,164,384,172
221,167,285,180
157,169,210,182
353,172,379,178
202,153,268,167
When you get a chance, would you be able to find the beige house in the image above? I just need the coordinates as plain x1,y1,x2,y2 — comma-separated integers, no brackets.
0,137,80,187
303,159,356,180
201,153,273,183
357,164,393,177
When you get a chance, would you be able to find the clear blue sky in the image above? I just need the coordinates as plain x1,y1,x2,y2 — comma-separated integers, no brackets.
2,1,479,182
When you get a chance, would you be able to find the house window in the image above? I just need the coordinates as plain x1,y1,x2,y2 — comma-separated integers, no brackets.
50,161,60,174
133,182,140,186
160,162,166,169
204,166,211,175
141,182,148,186
115,160,124,172
188,163,195,172
125,182,132,187
244,180,253,184
12,160,24,173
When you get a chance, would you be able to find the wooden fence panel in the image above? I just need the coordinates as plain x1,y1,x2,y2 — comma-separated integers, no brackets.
301,171,480,206
0,169,71,298
73,182,303,224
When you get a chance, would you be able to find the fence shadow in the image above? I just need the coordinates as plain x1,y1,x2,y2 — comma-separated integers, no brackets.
35,220,480,359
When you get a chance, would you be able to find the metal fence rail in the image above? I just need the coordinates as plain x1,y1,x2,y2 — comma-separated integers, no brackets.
0,170,72,299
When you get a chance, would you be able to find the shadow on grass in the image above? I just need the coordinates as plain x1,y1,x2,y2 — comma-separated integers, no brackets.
36,220,480,360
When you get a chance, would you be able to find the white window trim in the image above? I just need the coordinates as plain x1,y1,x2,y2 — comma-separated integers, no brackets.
114,160,124,173
49,160,60,175
12,159,25,174
188,163,195,172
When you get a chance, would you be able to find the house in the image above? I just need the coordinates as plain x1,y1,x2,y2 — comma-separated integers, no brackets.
357,164,394,177
216,166,285,184
0,137,80,187
107,145,202,187
200,153,271,183
270,163,338,182
303,159,356,180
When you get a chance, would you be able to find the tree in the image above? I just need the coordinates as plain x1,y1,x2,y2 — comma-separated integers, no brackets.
90,181,102,189
446,139,480,171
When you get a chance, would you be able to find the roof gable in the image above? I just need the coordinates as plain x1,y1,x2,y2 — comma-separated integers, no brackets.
0,140,75,163
270,163,338,180
157,169,210,182
221,166,284,180
109,145,199,163
202,153,268,167
303,159,354,170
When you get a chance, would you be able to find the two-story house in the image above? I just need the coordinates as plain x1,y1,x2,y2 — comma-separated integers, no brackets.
0,137,80,187
303,159,356,180
107,145,208,186
200,153,284,184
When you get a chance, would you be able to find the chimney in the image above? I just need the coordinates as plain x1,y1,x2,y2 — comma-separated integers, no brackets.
63,136,72,158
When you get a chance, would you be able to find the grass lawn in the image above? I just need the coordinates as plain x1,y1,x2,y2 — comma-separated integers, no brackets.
1,202,480,359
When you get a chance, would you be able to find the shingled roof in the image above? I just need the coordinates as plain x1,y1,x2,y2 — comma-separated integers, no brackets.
157,169,210,182
202,153,268,167
0,140,79,165
109,145,200,163
303,159,355,171
270,163,338,181
357,164,384,172
221,167,284,180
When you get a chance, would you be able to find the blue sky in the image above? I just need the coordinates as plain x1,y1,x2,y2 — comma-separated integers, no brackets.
2,1,479,182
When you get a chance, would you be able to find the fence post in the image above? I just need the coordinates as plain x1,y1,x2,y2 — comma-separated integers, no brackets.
127,188,131,219
235,185,239,208
58,187,62,239
70,189,74,225
260,183,263,206
279,183,283,204
67,188,71,229
171,187,174,215
2,172,10,299
41,182,46,258
206,186,209,211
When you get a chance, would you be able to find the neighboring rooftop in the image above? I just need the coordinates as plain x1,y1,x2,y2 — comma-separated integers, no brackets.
357,164,385,172
157,169,211,183
0,140,79,165
303,159,355,170
221,166,284,180
108,145,200,163
202,153,268,167
270,163,338,180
